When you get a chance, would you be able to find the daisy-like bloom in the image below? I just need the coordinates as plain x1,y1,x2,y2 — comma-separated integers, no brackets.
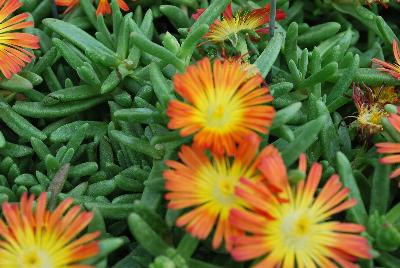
0,0,40,79
164,134,279,251
372,40,400,80
56,0,129,15
230,154,372,268
353,83,388,135
193,3,285,44
167,57,275,156
376,107,400,178
0,192,100,267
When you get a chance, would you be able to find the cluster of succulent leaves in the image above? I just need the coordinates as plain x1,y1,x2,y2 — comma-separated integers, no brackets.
2,0,400,267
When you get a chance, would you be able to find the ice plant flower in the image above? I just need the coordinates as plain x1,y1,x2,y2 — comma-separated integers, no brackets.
353,83,388,135
56,0,129,15
163,134,278,251
193,3,285,44
376,107,400,178
0,192,100,267
230,154,372,268
167,57,275,156
0,0,40,79
373,40,400,80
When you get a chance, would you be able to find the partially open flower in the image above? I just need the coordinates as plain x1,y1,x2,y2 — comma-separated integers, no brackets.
0,192,100,267
193,3,285,44
0,0,40,79
373,40,400,80
230,154,372,267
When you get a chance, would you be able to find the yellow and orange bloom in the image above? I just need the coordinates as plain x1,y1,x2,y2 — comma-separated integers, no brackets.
373,40,400,80
167,57,275,156
0,192,100,267
56,0,129,15
164,134,278,251
230,154,372,268
376,107,400,178
193,4,285,44
0,0,40,79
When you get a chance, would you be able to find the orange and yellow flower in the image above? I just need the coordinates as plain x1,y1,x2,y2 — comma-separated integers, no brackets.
376,107,400,178
167,57,275,156
56,0,129,15
164,134,278,251
230,154,372,268
0,0,39,79
0,192,100,267
373,40,400,80
193,3,285,43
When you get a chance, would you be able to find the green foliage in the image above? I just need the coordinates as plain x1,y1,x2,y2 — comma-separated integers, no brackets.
2,0,400,266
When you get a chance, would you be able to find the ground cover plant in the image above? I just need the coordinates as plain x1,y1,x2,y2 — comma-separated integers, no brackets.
2,0,400,267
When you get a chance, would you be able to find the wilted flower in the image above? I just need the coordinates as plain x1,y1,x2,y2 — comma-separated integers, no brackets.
353,83,389,135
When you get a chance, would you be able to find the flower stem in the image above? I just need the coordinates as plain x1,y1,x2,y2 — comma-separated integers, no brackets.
236,35,249,59
267,0,277,82
51,0,58,18
269,0,277,39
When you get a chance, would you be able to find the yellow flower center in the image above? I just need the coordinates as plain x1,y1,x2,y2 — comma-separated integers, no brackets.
357,104,387,133
20,249,53,268
202,97,241,132
208,105,230,127
214,178,237,206
279,210,314,250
